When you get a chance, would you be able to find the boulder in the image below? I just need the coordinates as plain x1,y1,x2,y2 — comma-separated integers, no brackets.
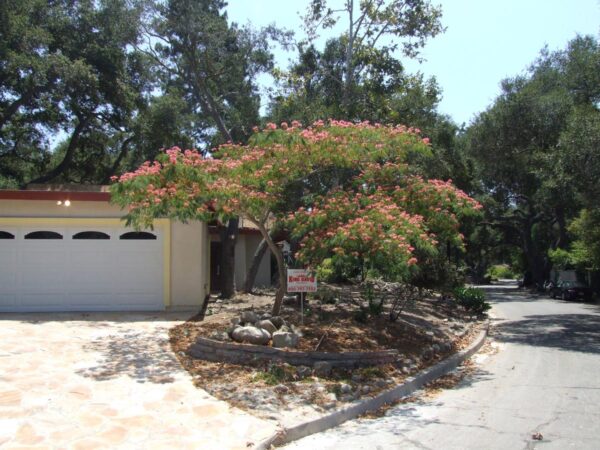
227,324,242,338
269,316,286,329
296,365,312,379
339,383,352,394
240,311,259,324
231,326,271,345
273,384,289,394
256,319,277,335
272,331,300,348
209,331,230,342
313,361,332,377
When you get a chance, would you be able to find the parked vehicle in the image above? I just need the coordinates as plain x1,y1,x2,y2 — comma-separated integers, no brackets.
550,280,593,301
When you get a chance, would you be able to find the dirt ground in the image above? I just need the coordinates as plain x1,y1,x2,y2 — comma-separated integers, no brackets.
169,284,485,423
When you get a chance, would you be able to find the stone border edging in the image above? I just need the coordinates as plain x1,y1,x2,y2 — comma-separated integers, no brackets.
190,336,399,368
254,321,489,449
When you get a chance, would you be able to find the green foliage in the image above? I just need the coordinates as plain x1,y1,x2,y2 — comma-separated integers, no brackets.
114,122,480,299
0,0,149,186
253,363,296,385
548,248,573,270
486,264,517,280
364,283,384,316
453,287,490,314
315,258,336,283
567,209,600,270
320,292,338,305
465,35,600,287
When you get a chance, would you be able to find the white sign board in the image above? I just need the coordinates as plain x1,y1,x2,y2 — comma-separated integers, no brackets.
287,269,317,292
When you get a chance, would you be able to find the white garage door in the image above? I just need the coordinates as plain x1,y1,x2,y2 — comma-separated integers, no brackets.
0,226,164,312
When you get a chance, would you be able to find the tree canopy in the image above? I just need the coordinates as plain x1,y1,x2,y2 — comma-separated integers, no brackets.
112,120,481,313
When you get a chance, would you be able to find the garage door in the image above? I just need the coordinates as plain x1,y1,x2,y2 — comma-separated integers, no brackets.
0,225,164,312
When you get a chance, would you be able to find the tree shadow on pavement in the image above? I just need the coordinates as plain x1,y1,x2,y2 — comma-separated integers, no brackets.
76,328,180,383
493,314,600,354
332,366,495,440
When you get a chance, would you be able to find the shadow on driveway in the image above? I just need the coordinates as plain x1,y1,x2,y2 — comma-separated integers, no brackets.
494,314,600,354
76,328,181,384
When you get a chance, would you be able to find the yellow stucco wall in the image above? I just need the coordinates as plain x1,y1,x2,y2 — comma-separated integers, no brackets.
0,199,209,309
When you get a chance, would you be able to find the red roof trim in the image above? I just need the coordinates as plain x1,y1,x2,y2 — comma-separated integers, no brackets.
0,190,111,202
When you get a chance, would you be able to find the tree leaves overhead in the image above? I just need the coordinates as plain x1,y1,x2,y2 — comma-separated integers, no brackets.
465,35,600,285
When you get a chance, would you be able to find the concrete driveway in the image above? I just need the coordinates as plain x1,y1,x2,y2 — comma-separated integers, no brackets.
0,312,277,450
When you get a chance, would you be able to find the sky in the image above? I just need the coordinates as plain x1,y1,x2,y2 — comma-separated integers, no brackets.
227,0,600,125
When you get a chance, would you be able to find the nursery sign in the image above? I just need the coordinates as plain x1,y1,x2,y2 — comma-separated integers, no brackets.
287,269,317,292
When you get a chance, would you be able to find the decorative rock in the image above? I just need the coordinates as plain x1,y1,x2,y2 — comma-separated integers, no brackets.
209,331,230,342
270,316,286,329
341,394,354,402
296,366,312,379
231,326,271,345
402,366,411,375
279,325,292,333
240,311,259,324
260,313,272,321
351,373,363,382
402,358,412,366
340,383,352,394
375,379,387,388
361,385,371,394
432,344,440,353
273,384,289,394
230,317,241,326
313,361,332,377
227,324,242,338
313,383,326,393
422,347,433,360
256,319,277,335
325,392,337,402
272,331,300,349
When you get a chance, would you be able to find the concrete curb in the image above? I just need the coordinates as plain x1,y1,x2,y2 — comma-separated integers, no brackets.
254,321,489,449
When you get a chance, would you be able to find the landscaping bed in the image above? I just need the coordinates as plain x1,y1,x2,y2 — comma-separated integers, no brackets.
169,283,486,425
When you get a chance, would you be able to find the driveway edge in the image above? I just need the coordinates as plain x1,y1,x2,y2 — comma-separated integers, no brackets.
254,320,489,449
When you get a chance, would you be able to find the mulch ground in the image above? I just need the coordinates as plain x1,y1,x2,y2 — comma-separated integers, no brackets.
168,286,485,418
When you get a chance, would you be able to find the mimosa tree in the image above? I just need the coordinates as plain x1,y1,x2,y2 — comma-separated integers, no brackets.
111,120,481,315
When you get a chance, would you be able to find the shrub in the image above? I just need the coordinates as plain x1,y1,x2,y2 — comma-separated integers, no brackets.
486,264,516,280
253,363,296,385
453,287,490,314
315,258,335,282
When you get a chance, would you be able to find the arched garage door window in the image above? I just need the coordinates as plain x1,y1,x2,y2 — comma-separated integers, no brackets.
73,231,110,240
119,231,157,240
25,231,63,239
0,231,15,239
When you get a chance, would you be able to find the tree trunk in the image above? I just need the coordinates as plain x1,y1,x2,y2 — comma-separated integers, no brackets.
252,220,286,316
219,218,239,298
555,206,568,249
342,0,355,116
242,236,269,293
27,116,89,185
101,136,134,184
522,218,545,290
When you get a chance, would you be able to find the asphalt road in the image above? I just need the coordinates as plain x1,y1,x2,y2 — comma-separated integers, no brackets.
282,282,600,449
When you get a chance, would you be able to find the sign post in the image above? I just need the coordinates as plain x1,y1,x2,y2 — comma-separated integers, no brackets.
287,269,317,325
